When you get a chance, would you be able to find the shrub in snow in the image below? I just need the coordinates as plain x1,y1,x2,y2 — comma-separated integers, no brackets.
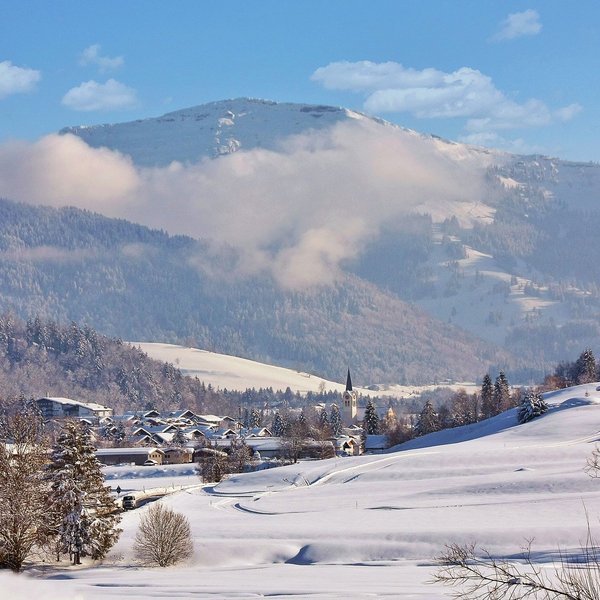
517,390,548,424
134,503,193,567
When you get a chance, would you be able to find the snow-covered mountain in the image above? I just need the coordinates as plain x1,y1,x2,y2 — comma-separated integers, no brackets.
61,98,380,166
36,99,600,378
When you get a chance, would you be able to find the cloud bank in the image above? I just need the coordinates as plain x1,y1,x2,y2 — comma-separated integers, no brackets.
0,60,41,99
311,60,580,133
62,79,137,111
0,122,489,288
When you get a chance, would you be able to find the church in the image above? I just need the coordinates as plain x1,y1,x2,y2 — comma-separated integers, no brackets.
341,368,358,426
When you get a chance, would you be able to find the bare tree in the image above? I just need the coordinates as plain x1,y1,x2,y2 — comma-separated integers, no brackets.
0,401,49,571
133,503,193,567
195,442,229,483
434,525,600,599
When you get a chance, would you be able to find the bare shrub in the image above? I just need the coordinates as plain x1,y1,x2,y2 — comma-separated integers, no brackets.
133,503,193,567
434,530,600,600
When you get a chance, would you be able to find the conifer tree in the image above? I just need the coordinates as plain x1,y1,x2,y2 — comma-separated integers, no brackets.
172,427,187,447
517,390,548,424
319,407,330,433
46,420,121,565
329,404,342,437
480,373,494,419
414,401,440,437
271,412,286,437
249,407,261,428
575,348,597,384
493,371,511,415
364,398,380,434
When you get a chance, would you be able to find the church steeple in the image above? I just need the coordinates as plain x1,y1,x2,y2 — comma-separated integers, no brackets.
342,368,357,425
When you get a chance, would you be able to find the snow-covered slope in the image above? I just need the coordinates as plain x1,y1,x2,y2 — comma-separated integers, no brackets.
61,98,374,166
134,341,344,393
12,383,600,598
134,341,478,396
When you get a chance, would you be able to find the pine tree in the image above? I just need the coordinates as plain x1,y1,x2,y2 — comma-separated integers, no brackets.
241,408,250,429
517,390,548,424
319,407,330,433
480,373,494,419
249,407,261,428
575,348,597,384
46,420,121,565
493,371,511,415
414,401,440,437
114,421,126,445
364,399,380,434
172,427,187,447
329,404,342,437
271,412,286,437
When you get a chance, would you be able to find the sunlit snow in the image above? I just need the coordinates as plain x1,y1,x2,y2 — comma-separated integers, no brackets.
6,383,600,598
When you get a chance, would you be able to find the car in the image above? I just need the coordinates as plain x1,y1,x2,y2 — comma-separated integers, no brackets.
143,459,158,466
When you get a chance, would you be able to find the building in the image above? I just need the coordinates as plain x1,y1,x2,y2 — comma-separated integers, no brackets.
341,369,358,426
95,447,165,466
37,396,113,420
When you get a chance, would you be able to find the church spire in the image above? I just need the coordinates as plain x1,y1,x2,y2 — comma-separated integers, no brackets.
345,368,353,392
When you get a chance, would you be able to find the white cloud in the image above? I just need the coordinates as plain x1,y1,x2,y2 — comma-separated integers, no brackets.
0,122,488,289
61,79,137,111
492,9,542,41
79,44,124,72
312,60,580,132
0,133,139,208
554,103,583,121
0,60,40,99
312,61,444,92
458,131,547,155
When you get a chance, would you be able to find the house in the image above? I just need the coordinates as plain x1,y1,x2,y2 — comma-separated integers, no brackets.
162,447,194,464
197,414,241,430
364,434,388,454
335,436,361,456
37,397,113,420
95,447,165,466
243,427,273,438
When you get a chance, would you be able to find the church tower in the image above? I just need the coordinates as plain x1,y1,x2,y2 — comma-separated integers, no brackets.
341,368,358,426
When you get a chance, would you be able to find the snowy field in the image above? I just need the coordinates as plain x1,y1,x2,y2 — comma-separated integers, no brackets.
133,341,478,397
5,383,600,598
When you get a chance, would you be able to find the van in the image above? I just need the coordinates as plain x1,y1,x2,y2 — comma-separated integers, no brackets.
122,495,136,510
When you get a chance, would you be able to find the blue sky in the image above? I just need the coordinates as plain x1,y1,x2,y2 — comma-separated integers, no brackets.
1,0,599,161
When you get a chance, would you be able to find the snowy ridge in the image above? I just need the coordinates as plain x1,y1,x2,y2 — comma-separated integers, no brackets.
61,98,373,166
10,382,600,598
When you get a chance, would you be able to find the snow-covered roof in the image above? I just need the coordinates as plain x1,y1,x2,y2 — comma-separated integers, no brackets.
39,396,111,413
365,434,388,450
95,447,163,456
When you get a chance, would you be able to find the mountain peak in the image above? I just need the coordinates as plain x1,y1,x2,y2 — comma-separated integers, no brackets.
60,98,372,167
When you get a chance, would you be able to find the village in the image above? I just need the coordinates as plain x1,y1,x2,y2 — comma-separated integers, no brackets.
35,371,391,470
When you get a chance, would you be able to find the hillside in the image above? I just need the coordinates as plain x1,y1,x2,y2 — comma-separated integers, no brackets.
10,382,600,597
0,197,510,384
0,315,241,415
57,98,600,376
2,98,600,381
